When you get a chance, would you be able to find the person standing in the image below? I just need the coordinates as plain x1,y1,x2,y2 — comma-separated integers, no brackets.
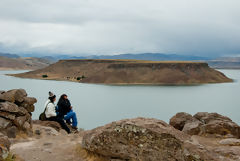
45,92,70,133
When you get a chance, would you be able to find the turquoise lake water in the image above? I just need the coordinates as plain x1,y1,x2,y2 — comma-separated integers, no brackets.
0,70,239,129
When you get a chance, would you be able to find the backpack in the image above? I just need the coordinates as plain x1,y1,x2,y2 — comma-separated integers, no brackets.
39,102,50,121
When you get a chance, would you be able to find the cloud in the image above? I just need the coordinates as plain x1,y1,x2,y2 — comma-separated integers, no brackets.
0,0,240,56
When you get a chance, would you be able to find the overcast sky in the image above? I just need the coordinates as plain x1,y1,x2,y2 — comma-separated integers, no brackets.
0,0,240,56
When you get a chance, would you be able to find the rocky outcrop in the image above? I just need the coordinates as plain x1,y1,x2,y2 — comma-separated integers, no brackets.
32,120,79,134
0,89,37,138
82,117,216,161
170,112,240,138
0,133,11,160
81,117,240,161
32,120,62,132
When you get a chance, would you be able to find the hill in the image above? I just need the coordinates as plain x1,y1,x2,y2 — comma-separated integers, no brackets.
11,59,232,85
0,56,52,70
207,57,240,69
0,52,20,58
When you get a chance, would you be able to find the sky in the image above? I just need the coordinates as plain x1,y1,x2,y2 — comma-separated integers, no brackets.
0,0,240,57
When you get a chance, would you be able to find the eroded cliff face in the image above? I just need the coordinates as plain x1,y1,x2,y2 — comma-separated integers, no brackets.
11,59,233,85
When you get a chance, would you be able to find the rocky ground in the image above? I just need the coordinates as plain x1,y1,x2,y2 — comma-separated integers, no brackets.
1,89,240,161
10,125,83,161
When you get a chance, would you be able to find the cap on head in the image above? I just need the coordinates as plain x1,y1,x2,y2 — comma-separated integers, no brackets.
49,91,56,98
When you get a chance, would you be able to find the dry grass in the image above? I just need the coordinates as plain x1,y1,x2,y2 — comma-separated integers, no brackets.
3,153,24,161
62,59,201,64
15,132,29,140
74,144,108,161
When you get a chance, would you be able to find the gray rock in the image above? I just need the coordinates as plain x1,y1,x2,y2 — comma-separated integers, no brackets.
23,122,31,130
23,97,37,105
0,89,27,103
0,117,11,129
194,112,232,124
0,89,36,137
33,124,59,136
20,97,37,112
0,134,11,160
6,126,17,138
169,112,195,130
14,116,28,128
170,112,240,138
0,111,15,120
219,138,240,146
0,102,20,113
182,120,203,135
20,103,35,112
32,120,62,132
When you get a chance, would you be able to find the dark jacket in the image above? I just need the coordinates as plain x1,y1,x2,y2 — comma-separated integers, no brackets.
57,98,71,118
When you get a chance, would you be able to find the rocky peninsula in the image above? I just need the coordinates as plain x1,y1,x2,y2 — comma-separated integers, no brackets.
11,59,232,85
1,89,240,161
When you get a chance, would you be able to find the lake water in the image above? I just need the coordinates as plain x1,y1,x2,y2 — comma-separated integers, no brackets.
0,70,239,130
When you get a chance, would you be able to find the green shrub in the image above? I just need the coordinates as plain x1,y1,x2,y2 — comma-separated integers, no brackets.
3,153,15,161
42,74,48,78
77,75,86,80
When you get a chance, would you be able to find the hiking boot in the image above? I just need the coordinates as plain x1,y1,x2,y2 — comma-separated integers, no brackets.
72,126,78,130
66,120,72,125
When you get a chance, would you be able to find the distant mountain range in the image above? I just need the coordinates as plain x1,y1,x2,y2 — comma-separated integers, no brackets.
207,57,240,69
32,53,211,61
1,52,240,69
0,52,20,58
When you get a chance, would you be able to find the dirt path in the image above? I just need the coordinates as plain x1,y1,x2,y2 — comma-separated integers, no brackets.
10,133,83,161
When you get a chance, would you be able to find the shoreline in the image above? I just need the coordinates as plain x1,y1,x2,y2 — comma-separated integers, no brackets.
6,74,234,86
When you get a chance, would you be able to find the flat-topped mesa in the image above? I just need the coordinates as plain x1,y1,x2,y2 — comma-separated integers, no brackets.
11,59,233,85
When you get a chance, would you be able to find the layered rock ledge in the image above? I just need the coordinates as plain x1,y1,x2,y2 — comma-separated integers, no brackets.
0,89,37,138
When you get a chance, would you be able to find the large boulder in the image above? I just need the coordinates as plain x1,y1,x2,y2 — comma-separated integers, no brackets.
0,89,27,103
170,112,240,138
0,117,12,130
82,118,240,161
19,97,37,112
182,120,202,135
169,112,196,131
82,117,191,161
0,102,27,115
0,133,11,160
